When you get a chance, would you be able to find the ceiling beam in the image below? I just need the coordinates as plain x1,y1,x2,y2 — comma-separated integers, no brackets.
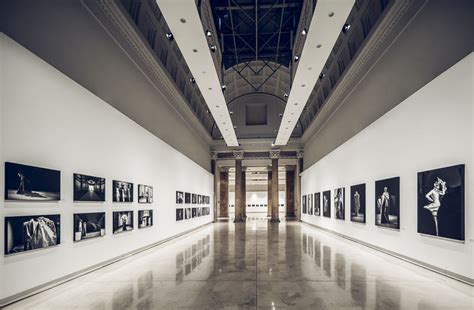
214,3,300,11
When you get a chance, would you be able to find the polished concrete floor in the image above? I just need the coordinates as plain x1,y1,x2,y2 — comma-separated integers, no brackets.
6,217,473,309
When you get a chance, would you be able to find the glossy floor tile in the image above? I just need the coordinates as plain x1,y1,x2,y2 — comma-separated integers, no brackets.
5,217,473,309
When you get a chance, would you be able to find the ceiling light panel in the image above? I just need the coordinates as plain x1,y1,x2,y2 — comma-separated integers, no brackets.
275,0,354,145
156,0,238,146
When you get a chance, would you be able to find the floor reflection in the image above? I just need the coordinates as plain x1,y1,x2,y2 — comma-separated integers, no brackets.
5,216,474,309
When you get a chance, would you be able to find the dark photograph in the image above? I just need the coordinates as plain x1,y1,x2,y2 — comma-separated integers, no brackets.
308,193,313,215
74,173,105,202
113,180,133,203
302,195,307,214
192,207,197,218
138,185,153,203
323,190,331,218
185,208,192,219
314,192,321,216
5,162,60,201
113,211,134,234
350,184,366,223
5,214,61,255
417,164,465,241
176,208,184,221
176,191,184,204
375,177,400,229
185,192,191,204
138,210,153,229
192,193,197,204
334,187,345,220
74,212,105,242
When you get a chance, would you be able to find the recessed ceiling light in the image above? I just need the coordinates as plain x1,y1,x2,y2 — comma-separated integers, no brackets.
180,18,186,23
209,87,213,90
328,12,335,17
205,29,212,37
285,127,288,130
294,55,299,62
284,92,289,98
202,71,206,74
192,49,198,53
288,121,291,123
301,84,306,87
342,24,351,33
316,44,322,48
294,102,298,106
279,113,283,117
165,32,174,41
229,111,233,115
223,122,226,125
301,28,307,36
308,67,312,70
319,73,326,80
216,105,219,108
210,44,217,53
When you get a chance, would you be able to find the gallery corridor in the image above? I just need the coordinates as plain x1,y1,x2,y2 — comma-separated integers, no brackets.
5,218,473,309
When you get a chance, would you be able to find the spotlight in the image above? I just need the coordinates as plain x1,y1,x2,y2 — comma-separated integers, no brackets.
234,126,237,129
229,111,233,115
189,77,195,84
284,92,289,98
210,44,217,53
342,23,351,33
279,113,283,118
221,85,227,92
165,32,174,41
206,109,210,114
301,28,307,36
294,55,299,62
205,29,212,37
319,73,326,80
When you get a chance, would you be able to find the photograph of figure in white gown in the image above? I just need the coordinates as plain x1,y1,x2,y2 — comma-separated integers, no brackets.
375,177,400,229
417,164,465,241
334,188,345,220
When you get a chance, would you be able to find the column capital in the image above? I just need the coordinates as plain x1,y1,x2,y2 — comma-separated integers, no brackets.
296,148,304,159
270,149,280,159
233,150,244,160
211,151,218,160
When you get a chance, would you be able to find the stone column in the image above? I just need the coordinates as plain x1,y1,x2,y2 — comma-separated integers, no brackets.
219,169,229,218
270,149,280,223
267,166,272,217
241,167,247,219
233,150,244,223
296,149,304,221
286,165,296,218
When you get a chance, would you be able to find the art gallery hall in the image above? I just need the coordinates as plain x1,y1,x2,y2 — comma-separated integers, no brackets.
0,0,472,309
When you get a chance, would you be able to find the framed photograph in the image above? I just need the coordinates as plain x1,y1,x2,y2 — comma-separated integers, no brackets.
314,193,321,216
192,194,197,204
192,208,197,218
302,195,307,214
112,211,134,234
308,193,313,215
197,208,202,217
5,162,60,201
138,185,153,203
185,208,192,219
185,192,191,204
138,210,153,229
334,187,345,220
375,177,400,229
198,195,202,204
74,173,105,202
176,191,184,204
322,191,331,218
74,212,105,242
5,214,61,255
350,184,366,223
417,164,465,241
176,208,184,221
112,180,133,203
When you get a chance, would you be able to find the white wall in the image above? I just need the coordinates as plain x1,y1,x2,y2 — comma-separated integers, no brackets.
301,53,473,281
228,191,286,214
0,34,214,301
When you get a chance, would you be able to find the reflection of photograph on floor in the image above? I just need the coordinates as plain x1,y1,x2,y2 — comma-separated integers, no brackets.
5,162,60,201
113,211,134,233
375,177,400,229
138,210,153,228
351,184,366,223
74,213,105,242
176,208,184,221
74,173,105,202
113,180,133,202
5,214,61,255
138,185,153,203
175,236,211,284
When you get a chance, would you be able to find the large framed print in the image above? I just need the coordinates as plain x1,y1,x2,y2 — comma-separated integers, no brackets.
138,210,153,229
314,193,321,216
113,211,134,234
74,173,105,202
375,177,400,229
5,162,60,201
5,214,61,255
176,191,184,204
138,185,153,203
417,164,465,241
302,195,307,214
322,191,331,218
334,188,345,220
74,213,105,242
350,184,366,223
112,180,133,203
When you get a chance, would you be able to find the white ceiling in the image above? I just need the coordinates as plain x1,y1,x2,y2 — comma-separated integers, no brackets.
275,0,354,145
155,0,239,146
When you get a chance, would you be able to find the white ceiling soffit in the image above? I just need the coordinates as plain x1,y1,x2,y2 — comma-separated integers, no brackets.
275,0,354,146
156,0,239,146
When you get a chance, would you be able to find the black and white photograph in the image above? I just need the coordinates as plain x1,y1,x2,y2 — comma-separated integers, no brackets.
198,194,202,204
5,214,61,255
323,190,331,218
197,207,202,217
138,210,153,229
185,208,192,219
176,208,184,221
192,193,197,204
176,191,184,204
73,212,105,242
308,193,313,215
74,173,105,202
113,211,134,234
375,177,400,229
302,195,307,214
350,184,366,223
113,180,133,203
192,207,197,218
417,164,465,241
5,162,61,201
185,192,191,204
138,184,153,203
314,192,321,216
334,187,345,220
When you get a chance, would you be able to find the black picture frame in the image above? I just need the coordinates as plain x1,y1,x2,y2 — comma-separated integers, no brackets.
73,212,105,242
191,194,197,204
334,187,345,220
375,177,400,229
138,184,153,203
314,192,321,216
112,180,133,203
112,211,134,234
74,173,105,202
176,208,184,221
176,191,184,204
185,192,191,204
350,184,366,223
322,191,331,218
138,210,153,229
302,195,307,214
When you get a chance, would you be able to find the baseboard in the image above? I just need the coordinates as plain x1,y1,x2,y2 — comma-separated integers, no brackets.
302,221,474,286
0,222,212,308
